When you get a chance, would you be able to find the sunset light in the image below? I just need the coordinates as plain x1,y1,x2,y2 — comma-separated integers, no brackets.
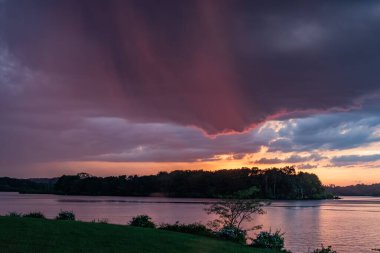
1,1,380,252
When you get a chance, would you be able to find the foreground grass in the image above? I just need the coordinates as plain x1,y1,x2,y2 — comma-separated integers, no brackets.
0,217,275,253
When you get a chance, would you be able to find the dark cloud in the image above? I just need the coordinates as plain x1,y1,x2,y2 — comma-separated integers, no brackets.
0,113,267,169
1,0,380,134
331,154,380,166
254,158,283,165
297,164,317,170
1,0,380,178
255,153,323,164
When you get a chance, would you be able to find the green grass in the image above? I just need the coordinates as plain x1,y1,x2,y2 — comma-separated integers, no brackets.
0,216,276,253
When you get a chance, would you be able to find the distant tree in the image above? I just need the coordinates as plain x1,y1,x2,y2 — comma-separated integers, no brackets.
32,166,329,199
77,172,91,179
297,172,324,199
326,183,380,197
233,186,261,199
0,177,52,193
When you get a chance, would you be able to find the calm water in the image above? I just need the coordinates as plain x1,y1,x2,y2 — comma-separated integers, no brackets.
0,192,379,253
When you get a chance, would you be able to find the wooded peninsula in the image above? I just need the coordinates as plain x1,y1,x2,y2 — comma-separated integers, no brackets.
0,167,334,200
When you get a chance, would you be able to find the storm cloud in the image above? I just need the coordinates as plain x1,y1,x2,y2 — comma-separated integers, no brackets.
1,0,380,134
1,1,380,178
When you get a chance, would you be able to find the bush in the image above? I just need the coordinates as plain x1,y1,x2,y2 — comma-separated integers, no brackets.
159,222,214,237
55,210,75,221
22,212,46,219
311,245,337,253
6,212,22,217
251,230,285,250
215,226,247,244
128,215,156,228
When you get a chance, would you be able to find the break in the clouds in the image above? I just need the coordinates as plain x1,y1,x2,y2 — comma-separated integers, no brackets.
267,101,380,152
1,1,380,180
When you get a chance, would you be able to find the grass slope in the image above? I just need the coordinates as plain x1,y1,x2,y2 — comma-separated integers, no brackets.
0,217,275,253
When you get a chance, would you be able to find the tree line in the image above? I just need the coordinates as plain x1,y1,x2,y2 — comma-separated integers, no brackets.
52,167,329,199
0,167,331,199
326,183,380,196
0,177,53,193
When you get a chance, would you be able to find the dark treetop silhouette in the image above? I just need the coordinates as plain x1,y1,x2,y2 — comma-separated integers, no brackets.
1,167,331,200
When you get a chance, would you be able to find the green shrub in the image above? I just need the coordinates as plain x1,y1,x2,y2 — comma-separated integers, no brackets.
22,211,46,219
251,230,285,250
56,210,75,221
6,212,22,217
159,222,214,237
215,226,247,244
128,215,156,228
311,245,337,253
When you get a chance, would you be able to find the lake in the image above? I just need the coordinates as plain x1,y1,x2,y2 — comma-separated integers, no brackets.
0,192,379,253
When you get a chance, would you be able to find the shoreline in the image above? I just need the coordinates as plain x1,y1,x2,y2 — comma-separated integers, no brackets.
4,190,337,201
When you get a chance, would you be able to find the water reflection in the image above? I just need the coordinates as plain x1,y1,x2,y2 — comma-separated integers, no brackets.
256,202,323,252
0,193,379,253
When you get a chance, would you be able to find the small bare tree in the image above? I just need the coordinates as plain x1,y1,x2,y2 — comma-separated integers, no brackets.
205,198,267,231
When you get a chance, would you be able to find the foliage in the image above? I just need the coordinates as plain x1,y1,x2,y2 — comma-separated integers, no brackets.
56,210,75,221
215,226,247,244
6,212,22,217
0,216,275,253
0,167,328,200
251,230,285,250
326,183,380,197
310,245,337,253
233,186,261,199
159,222,214,237
128,215,156,228
49,167,328,199
205,197,267,245
205,198,266,230
0,177,54,193
22,212,46,219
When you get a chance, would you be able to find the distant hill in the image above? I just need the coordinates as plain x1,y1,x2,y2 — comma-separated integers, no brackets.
326,184,380,196
0,177,53,193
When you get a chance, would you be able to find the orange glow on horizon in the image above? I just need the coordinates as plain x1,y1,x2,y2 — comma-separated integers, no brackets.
31,159,380,187
25,140,380,187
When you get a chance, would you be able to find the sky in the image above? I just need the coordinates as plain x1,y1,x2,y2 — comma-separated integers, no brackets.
1,0,380,185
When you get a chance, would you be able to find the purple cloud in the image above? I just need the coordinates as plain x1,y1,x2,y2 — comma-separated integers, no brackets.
1,1,380,178
1,0,380,135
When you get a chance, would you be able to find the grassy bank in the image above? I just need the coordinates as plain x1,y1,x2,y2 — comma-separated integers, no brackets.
0,216,276,253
